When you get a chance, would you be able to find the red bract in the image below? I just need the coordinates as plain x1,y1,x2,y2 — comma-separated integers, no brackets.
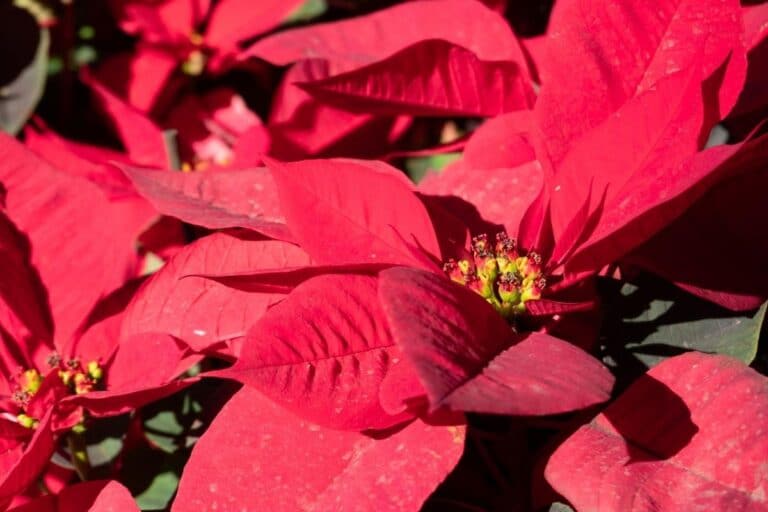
0,134,152,344
121,233,309,357
545,353,768,511
172,387,465,511
242,0,532,158
7,480,139,511
297,39,535,117
534,0,746,165
244,0,526,71
625,135,768,310
120,165,288,238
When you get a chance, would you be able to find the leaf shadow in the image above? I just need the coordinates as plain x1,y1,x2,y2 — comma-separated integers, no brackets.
597,272,756,392
602,374,698,464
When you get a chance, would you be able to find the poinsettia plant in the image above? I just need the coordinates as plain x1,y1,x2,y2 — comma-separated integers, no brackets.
0,0,766,510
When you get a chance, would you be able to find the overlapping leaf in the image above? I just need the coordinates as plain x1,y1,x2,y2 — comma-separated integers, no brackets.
245,0,527,71
378,267,614,415
173,387,465,511
536,0,746,164
546,353,768,511
265,157,441,266
122,232,309,353
216,274,413,430
121,165,291,240
0,134,152,345
299,40,534,117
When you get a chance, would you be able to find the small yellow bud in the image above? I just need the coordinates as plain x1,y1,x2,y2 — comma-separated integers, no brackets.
21,369,42,394
59,370,73,385
17,413,38,429
87,361,103,381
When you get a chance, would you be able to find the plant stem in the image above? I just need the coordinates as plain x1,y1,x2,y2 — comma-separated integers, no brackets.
67,430,90,481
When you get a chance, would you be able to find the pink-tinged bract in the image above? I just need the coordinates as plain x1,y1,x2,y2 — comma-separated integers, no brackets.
173,387,465,512
546,353,768,511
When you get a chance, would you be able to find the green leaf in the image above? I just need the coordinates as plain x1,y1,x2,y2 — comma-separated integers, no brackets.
135,471,179,510
144,391,203,453
287,0,327,23
548,503,576,512
145,410,184,453
0,5,48,134
87,436,123,467
405,152,461,183
601,275,766,369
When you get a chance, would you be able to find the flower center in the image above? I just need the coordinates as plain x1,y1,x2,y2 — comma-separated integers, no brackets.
10,355,104,429
181,33,207,76
443,233,546,319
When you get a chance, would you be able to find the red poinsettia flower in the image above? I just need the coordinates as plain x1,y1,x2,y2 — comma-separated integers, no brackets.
120,155,615,431
0,137,192,506
101,0,304,111
0,270,190,507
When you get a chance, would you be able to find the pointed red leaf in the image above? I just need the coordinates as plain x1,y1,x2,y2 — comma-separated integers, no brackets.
460,111,536,169
625,139,768,311
517,183,554,257
196,262,391,294
536,0,746,164
24,123,136,194
217,274,414,430
0,134,150,345
299,40,534,117
64,380,194,420
743,3,768,50
91,46,178,113
550,62,708,267
265,157,441,266
0,414,56,508
570,134,768,276
102,333,187,391
172,387,465,511
546,353,768,511
0,212,51,360
378,267,614,415
244,0,526,72
267,59,406,159
82,71,169,167
122,233,309,353
727,6,768,130
111,0,209,44
120,165,291,240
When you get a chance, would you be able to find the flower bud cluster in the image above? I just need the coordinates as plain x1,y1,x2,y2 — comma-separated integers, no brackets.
10,355,104,429
443,233,546,319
